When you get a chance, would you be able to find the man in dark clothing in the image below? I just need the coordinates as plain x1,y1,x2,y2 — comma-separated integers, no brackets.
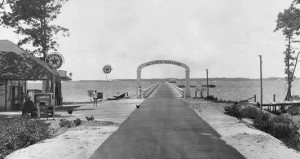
22,96,37,118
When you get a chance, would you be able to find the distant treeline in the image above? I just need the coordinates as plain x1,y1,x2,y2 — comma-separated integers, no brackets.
79,77,295,82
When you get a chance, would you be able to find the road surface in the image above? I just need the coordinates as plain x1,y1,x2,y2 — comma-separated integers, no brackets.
90,83,244,159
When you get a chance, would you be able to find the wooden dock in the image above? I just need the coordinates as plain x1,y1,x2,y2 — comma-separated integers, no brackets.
262,101,300,114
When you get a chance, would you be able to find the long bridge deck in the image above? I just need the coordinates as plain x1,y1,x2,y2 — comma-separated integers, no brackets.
90,83,244,159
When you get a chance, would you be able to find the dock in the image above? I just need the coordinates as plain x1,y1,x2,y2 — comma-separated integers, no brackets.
262,101,300,114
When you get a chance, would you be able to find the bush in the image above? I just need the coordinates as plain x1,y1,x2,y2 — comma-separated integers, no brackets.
253,112,272,133
270,115,293,124
224,103,243,120
73,118,82,126
223,103,300,152
270,116,299,140
282,134,300,151
0,118,51,158
242,106,260,119
287,106,300,115
271,123,296,139
59,119,74,128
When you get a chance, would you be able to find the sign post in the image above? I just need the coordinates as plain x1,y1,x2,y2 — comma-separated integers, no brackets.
103,65,112,99
45,52,64,119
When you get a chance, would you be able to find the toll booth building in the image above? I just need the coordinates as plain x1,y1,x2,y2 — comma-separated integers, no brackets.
0,40,60,111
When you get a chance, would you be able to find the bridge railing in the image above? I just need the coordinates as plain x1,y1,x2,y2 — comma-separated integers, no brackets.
142,82,160,98
166,82,184,98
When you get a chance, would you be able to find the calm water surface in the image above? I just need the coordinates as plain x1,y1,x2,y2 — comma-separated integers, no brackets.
28,79,300,103
193,79,300,103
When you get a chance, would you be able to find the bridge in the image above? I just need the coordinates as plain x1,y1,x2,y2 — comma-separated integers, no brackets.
90,82,244,159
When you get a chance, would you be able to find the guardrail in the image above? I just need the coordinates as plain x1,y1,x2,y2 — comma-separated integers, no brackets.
142,82,160,98
166,82,184,98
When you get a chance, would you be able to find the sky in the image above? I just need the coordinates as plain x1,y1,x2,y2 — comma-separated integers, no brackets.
0,0,296,80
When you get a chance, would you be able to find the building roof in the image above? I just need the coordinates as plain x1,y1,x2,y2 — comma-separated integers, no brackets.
0,40,54,80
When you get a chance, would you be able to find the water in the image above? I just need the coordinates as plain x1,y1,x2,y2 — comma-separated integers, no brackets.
28,79,300,103
191,79,300,103
27,80,158,102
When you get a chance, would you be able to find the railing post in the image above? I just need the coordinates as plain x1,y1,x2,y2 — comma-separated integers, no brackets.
254,95,256,102
273,94,276,102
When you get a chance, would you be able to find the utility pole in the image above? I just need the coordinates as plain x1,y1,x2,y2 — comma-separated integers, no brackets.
206,69,209,97
259,55,263,110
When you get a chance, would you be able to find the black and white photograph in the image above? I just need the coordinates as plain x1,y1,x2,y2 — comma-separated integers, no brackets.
1,0,300,158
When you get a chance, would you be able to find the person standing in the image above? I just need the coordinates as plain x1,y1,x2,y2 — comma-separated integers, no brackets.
93,90,98,107
22,95,36,118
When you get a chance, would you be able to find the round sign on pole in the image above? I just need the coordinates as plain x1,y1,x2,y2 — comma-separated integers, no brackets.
103,65,112,74
45,52,64,70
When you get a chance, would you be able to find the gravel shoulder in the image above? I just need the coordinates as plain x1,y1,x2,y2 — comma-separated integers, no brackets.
185,98,300,159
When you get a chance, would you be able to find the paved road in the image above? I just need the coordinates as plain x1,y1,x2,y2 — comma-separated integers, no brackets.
90,83,244,159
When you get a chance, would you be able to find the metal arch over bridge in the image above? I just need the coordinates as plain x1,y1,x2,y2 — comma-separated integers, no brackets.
137,60,191,98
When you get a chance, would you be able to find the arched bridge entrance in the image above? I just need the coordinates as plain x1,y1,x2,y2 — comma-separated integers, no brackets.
137,60,191,98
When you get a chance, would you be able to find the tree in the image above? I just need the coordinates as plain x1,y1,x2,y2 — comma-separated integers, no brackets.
1,0,69,60
0,0,6,24
275,3,300,101
0,0,4,8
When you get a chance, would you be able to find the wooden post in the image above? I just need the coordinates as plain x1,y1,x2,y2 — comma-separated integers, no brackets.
273,94,276,102
254,95,256,102
206,69,209,97
259,55,263,110
4,80,8,111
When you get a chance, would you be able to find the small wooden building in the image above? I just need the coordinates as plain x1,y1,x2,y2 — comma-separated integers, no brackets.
0,40,54,111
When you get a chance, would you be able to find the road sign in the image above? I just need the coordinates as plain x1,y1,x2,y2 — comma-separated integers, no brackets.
103,65,112,74
45,53,64,70
196,82,202,91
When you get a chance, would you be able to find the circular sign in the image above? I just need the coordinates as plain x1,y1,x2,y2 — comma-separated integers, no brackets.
45,53,63,70
196,82,202,91
103,65,112,74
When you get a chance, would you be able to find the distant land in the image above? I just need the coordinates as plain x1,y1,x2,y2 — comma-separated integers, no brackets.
78,77,292,82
